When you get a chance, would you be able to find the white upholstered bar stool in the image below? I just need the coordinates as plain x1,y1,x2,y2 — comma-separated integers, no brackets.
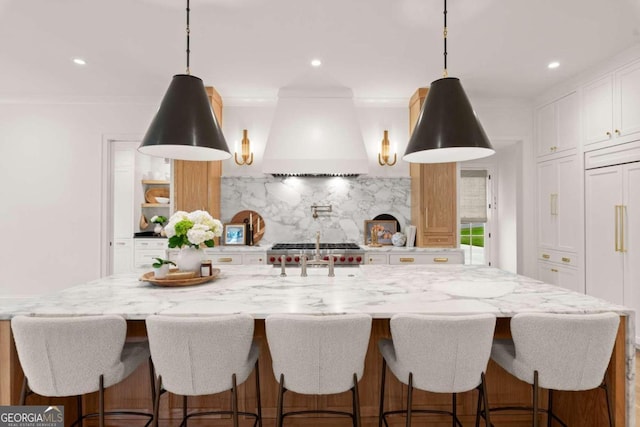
11,314,154,427
145,313,262,427
378,313,496,427
265,313,372,427
486,312,620,427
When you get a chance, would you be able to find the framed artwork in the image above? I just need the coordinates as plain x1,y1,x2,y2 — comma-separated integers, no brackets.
364,220,397,246
223,223,246,245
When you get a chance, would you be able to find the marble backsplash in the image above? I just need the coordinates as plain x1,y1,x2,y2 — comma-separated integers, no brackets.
220,177,411,245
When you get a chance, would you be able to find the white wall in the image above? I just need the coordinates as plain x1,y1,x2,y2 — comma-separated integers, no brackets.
495,142,522,273
0,101,157,297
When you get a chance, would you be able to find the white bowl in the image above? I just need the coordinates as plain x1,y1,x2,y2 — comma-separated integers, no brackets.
155,197,169,204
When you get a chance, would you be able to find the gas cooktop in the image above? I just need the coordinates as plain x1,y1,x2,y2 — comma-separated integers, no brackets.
271,243,361,250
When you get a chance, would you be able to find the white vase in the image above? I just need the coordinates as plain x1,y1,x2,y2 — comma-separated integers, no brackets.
176,247,203,273
153,264,170,279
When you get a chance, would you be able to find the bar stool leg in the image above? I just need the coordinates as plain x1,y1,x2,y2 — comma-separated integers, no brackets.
452,392,457,427
353,373,361,427
406,373,413,427
98,375,105,427
475,386,482,427
231,373,239,427
379,359,387,427
153,376,162,427
547,389,553,427
603,379,614,427
76,395,84,427
255,360,263,427
276,374,285,427
480,372,491,427
19,377,27,405
183,395,188,427
533,371,539,427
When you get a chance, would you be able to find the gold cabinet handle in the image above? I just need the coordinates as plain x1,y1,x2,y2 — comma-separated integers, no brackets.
433,257,449,263
218,257,233,262
561,257,571,263
551,268,559,273
542,253,550,259
606,131,612,137
615,129,621,135
424,207,429,230
615,205,620,252
620,205,627,253
400,257,415,263
550,194,558,216
369,258,374,263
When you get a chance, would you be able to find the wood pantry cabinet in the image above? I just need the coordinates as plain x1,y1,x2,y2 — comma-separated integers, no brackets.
409,88,457,247
173,86,223,221
583,59,640,150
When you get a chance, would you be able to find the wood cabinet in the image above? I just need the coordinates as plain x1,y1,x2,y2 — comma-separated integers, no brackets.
583,60,640,149
173,86,223,221
535,91,579,157
408,88,457,247
585,159,640,342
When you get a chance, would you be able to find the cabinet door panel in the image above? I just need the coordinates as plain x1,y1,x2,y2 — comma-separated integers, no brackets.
623,163,640,339
557,266,582,294
537,261,557,285
556,156,579,252
584,75,613,145
422,163,457,235
536,102,557,156
537,161,557,249
585,166,624,304
557,92,579,151
616,61,640,140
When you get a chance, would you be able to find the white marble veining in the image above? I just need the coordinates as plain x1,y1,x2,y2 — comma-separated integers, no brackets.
1,264,635,424
220,176,411,245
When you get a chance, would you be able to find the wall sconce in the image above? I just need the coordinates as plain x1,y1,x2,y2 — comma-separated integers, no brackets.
378,130,397,166
234,129,254,166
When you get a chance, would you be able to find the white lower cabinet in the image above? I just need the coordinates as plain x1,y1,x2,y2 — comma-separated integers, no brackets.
113,239,133,273
388,252,464,265
537,261,581,293
134,239,168,268
243,253,267,265
365,251,464,265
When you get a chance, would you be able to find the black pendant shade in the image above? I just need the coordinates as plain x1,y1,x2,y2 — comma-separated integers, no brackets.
403,77,494,164
138,74,231,161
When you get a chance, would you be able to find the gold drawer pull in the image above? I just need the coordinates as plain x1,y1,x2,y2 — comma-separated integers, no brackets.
551,268,559,273
400,258,415,263
561,257,570,263
542,254,550,259
218,257,233,262
434,257,449,263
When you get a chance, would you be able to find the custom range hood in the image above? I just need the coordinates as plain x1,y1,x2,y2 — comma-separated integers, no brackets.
262,73,369,176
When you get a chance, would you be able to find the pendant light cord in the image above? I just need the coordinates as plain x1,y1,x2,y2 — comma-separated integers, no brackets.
186,0,191,75
443,0,448,78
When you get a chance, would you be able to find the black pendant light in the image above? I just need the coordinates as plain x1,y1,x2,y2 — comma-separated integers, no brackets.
403,0,494,164
138,0,231,161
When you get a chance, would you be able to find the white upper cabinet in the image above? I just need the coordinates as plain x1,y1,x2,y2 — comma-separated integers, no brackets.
536,91,579,157
583,60,640,150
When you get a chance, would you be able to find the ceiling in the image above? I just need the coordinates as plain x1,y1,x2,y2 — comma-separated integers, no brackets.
1,0,639,102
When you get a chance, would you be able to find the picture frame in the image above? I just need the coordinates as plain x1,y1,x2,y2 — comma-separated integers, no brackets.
223,223,246,245
364,220,397,246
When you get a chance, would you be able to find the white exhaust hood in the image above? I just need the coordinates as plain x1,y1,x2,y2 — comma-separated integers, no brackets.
262,73,369,176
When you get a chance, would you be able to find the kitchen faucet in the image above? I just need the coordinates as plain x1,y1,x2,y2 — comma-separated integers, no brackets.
298,231,335,277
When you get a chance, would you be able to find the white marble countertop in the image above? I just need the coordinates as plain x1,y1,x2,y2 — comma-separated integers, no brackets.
1,265,629,320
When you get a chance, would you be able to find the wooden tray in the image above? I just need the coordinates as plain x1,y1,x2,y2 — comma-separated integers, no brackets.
145,187,170,204
230,210,265,244
139,268,220,287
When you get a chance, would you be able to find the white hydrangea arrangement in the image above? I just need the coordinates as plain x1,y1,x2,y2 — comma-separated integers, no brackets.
164,210,223,249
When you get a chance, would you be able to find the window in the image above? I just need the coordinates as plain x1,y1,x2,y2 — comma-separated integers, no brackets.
460,170,489,265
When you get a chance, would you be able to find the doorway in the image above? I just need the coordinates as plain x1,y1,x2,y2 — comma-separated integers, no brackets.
459,168,494,265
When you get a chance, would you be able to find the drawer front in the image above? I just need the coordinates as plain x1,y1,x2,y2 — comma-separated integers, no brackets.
135,249,168,268
365,254,388,264
205,254,242,265
538,249,578,267
423,234,455,246
135,239,167,250
389,253,463,265
243,253,266,265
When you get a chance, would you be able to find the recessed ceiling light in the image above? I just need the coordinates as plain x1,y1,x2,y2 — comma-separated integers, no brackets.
73,58,87,66
548,61,560,69
310,59,322,67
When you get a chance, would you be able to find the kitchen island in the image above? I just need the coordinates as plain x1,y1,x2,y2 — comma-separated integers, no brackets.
0,264,634,426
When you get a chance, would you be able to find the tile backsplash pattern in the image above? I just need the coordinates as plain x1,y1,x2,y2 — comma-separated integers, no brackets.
221,177,411,245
